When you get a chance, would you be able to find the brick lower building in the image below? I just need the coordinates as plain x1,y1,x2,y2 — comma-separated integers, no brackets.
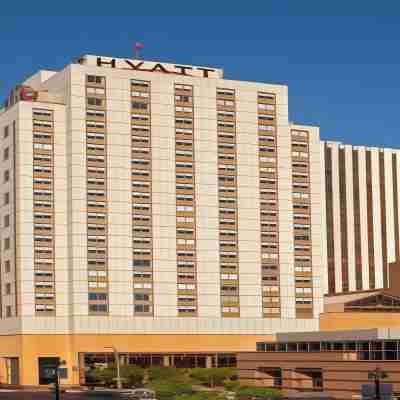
238,328,400,400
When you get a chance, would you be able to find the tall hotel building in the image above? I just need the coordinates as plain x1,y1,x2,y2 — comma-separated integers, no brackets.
0,53,398,386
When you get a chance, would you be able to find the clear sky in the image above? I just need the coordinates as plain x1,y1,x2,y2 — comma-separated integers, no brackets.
1,6,400,147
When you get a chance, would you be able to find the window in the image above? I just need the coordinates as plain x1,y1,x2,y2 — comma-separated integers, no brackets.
4,238,10,250
222,307,239,313
3,147,9,161
258,103,275,111
135,304,151,313
258,92,275,100
133,271,152,279
4,214,9,228
87,75,104,85
88,292,107,301
6,306,11,318
263,307,280,314
134,293,150,301
133,259,151,268
132,91,149,98
87,87,105,95
132,101,148,110
4,170,9,183
87,98,104,107
5,260,11,273
89,304,108,313
4,126,9,138
177,283,195,290
296,287,313,294
132,79,149,88
5,283,11,295
178,306,196,313
133,283,152,289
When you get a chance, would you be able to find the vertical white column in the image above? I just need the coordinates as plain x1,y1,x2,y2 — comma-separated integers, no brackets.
309,127,323,317
319,142,328,295
330,143,342,292
236,84,262,318
371,149,383,289
396,151,400,260
53,106,69,326
357,147,370,290
194,82,220,318
276,86,294,322
151,76,177,318
345,145,356,292
384,150,395,268
15,104,35,318
107,74,133,317
68,66,89,323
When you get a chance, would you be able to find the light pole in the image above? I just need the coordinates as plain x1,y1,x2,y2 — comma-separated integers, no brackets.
368,366,388,400
105,346,122,389
54,359,66,400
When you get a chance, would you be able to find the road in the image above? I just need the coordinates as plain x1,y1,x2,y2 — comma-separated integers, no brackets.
0,391,119,400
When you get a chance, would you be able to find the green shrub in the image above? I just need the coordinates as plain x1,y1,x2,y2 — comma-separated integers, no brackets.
236,386,282,400
120,364,145,387
175,392,221,400
223,378,240,391
148,366,188,382
189,368,237,388
148,380,193,400
86,365,116,386
86,364,144,388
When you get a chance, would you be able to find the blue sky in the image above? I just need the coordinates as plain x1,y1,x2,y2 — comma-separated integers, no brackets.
1,8,400,147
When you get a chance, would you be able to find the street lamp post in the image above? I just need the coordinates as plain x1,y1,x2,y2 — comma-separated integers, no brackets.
105,346,122,389
54,359,66,400
368,367,389,400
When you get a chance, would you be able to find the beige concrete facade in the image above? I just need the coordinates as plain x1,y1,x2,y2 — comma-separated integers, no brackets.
0,55,325,342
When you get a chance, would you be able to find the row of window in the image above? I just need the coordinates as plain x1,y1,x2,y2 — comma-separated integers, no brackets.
175,83,197,315
258,93,280,318
217,89,240,316
131,79,154,315
291,130,313,318
33,109,55,314
86,76,109,313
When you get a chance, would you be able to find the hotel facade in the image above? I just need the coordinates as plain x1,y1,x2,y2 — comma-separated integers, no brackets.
0,54,398,386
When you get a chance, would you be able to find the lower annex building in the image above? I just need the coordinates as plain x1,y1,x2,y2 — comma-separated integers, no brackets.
0,53,398,387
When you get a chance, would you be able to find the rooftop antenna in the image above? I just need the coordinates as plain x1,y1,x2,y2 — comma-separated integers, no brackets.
134,42,144,59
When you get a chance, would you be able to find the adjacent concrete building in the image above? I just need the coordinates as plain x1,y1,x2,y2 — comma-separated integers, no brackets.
322,141,400,295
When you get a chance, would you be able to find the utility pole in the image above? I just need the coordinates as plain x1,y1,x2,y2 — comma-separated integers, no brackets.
105,346,122,389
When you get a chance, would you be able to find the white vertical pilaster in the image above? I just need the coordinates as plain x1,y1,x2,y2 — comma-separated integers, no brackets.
345,145,356,292
371,149,383,288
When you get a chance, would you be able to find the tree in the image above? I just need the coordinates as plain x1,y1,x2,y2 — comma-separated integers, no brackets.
189,368,237,388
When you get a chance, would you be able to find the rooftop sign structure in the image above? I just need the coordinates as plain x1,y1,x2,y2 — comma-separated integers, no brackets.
77,55,224,79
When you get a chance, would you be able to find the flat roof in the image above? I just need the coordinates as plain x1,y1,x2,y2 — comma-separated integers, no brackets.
274,328,400,342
